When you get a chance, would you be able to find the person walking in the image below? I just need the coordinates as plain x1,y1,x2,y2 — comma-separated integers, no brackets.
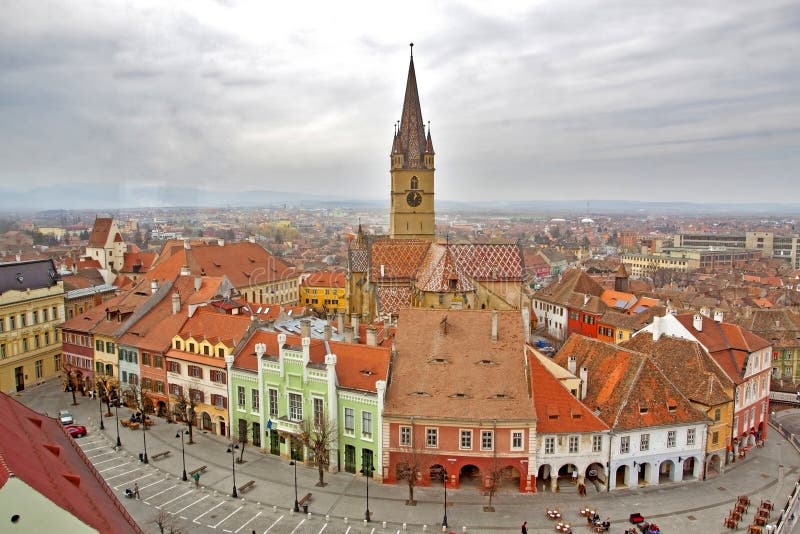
133,482,140,499
521,521,528,534
193,471,200,488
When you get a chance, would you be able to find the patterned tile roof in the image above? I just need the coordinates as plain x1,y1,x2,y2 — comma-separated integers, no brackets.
448,243,524,281
415,244,475,292
555,334,708,431
348,248,369,273
369,239,430,280
376,286,412,316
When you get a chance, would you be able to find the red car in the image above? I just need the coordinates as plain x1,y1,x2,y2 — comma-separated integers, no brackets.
65,424,87,438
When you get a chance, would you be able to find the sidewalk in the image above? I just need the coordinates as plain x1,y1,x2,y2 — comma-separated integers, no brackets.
18,381,800,532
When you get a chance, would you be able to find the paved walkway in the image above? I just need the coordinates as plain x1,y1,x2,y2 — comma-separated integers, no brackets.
17,380,800,533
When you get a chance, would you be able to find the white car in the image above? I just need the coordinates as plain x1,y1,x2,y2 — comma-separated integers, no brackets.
58,410,74,425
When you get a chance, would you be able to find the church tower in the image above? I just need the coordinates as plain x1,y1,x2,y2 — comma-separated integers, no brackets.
389,44,436,241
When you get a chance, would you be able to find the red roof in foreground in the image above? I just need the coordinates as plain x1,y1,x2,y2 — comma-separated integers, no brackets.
0,392,142,534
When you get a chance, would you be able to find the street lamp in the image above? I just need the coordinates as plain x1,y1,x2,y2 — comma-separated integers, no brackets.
290,460,299,512
98,389,105,430
441,467,448,528
226,443,239,498
360,461,374,522
141,411,149,464
176,430,189,481
113,396,121,448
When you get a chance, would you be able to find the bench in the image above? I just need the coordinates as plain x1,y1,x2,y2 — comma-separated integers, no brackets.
238,480,256,493
188,465,207,477
152,450,171,460
298,492,312,506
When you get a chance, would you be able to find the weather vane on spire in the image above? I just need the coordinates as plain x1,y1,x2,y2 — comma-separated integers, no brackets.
410,42,414,58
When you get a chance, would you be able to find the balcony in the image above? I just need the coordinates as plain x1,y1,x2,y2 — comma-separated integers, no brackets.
273,416,305,435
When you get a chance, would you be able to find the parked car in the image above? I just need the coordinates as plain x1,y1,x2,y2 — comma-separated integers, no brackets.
64,424,87,438
58,410,74,425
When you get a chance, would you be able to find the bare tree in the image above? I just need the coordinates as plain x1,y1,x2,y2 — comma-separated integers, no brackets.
171,388,198,444
484,437,503,512
62,363,82,406
95,374,119,417
154,509,183,534
395,424,424,505
299,416,337,487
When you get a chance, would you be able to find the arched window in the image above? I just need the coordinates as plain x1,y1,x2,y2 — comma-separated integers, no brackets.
410,176,418,190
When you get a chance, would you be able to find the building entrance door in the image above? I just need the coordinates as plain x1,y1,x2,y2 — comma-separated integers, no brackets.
14,366,24,392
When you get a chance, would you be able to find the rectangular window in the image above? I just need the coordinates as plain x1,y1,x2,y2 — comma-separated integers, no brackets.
190,388,203,403
35,359,43,379
640,433,650,452
95,339,103,351
169,384,183,397
269,388,278,418
253,389,261,412
544,436,555,454
344,407,354,433
44,332,50,345
362,411,372,438
53,354,60,371
712,431,719,445
592,435,602,453
141,352,151,366
313,397,323,426
20,313,26,327
0,316,3,332
460,429,472,450
511,430,523,451
0,344,5,359
167,361,181,374
687,428,696,446
568,435,579,454
154,381,164,393
714,408,721,421
106,341,114,354
667,430,676,448
237,386,246,409
481,430,494,451
620,436,630,454
400,426,411,447
188,365,203,379
210,370,226,384
211,394,227,409
52,306,57,321
426,427,438,448
153,354,162,368
288,393,302,421
22,338,28,352
9,316,15,329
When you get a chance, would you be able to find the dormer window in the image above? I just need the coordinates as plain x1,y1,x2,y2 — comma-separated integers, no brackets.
639,406,648,414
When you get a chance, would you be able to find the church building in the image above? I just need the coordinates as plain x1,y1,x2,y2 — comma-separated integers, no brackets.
348,46,525,323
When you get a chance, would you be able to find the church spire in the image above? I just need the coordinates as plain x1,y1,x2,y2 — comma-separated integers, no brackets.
396,42,427,169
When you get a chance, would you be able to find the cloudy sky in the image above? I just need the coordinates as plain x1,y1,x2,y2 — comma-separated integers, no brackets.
1,0,798,205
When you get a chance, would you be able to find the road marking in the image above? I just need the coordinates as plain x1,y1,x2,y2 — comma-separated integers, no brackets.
370,529,375,534
289,518,306,534
99,462,131,473
107,469,145,482
234,510,262,533
210,505,243,528
113,473,152,488
263,515,284,533
170,494,209,515
93,457,125,466
82,445,110,452
344,527,351,534
138,479,164,491
156,489,193,509
86,451,116,460
193,501,226,524
143,484,178,503
318,524,327,534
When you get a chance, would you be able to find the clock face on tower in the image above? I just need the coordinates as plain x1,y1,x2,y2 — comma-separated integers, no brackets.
406,191,422,207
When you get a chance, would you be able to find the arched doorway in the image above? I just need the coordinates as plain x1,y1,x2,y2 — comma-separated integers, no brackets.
156,401,167,417
706,453,722,478
682,456,697,480
218,417,226,437
537,464,552,492
615,465,628,488
585,462,606,492
637,462,649,485
500,465,521,492
201,412,212,432
429,464,446,484
658,460,674,483
459,465,481,488
557,463,578,489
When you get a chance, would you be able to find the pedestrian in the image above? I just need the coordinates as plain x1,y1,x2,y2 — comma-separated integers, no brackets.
193,471,200,488
134,482,140,499
521,521,528,534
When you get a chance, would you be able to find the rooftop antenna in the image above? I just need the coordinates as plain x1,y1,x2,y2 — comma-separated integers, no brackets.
410,42,414,58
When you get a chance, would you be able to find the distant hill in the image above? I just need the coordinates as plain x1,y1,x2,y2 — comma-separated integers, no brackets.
0,183,798,216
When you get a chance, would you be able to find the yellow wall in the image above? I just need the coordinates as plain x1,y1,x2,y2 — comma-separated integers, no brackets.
300,285,348,313
93,334,119,379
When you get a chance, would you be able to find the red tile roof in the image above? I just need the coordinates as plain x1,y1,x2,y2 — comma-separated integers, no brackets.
300,270,346,288
87,218,114,248
176,307,252,347
325,340,390,393
121,251,156,274
0,392,142,533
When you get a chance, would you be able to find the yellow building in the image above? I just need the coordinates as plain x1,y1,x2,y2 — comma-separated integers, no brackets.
0,259,64,394
299,271,347,314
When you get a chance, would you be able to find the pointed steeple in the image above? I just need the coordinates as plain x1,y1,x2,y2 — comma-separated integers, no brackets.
425,121,434,154
396,43,427,169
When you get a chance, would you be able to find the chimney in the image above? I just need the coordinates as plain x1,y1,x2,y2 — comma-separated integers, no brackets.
248,236,256,244
521,307,531,343
150,280,159,294
491,310,498,341
366,326,377,346
652,315,662,341
300,319,311,339
337,312,345,334
350,313,360,340
194,276,202,292
713,310,724,323
344,325,354,344
255,342,266,359
693,314,703,332
324,324,332,341
583,293,590,306
183,239,190,250
218,239,225,247
700,306,710,318
568,355,577,375
380,264,385,278
180,265,191,276
579,366,588,400
171,291,180,314
15,253,21,262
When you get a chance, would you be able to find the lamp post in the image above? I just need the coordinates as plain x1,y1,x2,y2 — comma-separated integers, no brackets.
141,410,149,464
441,467,448,528
290,460,299,512
113,396,121,448
360,461,373,522
176,430,188,481
98,390,105,430
226,443,239,498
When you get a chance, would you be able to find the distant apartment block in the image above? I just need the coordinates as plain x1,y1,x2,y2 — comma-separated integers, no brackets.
675,231,800,269
621,247,761,278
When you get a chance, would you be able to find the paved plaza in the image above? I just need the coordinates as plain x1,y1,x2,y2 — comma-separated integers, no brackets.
16,380,800,533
